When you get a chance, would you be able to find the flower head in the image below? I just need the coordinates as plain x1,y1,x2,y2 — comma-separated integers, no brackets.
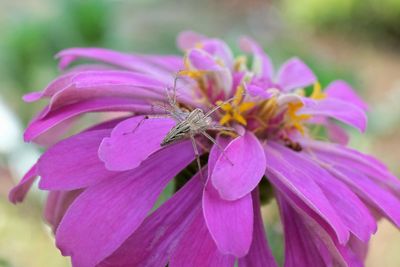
10,31,400,267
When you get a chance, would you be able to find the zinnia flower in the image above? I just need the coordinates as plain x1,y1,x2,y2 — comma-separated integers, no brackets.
10,31,400,267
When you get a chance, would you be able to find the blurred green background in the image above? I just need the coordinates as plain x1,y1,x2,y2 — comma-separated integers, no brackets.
0,0,399,266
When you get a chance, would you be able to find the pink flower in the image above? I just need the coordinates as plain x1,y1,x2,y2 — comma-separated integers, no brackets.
10,31,400,267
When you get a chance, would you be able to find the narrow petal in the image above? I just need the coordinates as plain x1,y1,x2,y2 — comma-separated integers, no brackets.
211,131,265,200
56,48,176,84
238,189,278,267
299,139,400,191
276,193,360,267
170,209,235,267
44,190,83,232
9,164,38,204
239,36,274,79
325,80,368,111
300,98,368,132
98,171,204,267
98,116,175,171
264,143,349,244
38,129,116,190
56,141,194,267
326,121,350,145
24,97,152,142
325,164,400,227
276,58,316,92
271,143,376,242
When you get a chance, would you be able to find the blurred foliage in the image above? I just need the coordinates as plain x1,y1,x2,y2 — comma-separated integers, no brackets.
0,0,113,123
283,0,400,45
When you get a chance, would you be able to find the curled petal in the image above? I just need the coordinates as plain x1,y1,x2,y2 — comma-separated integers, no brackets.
276,58,316,92
211,131,265,200
99,116,175,171
300,98,367,132
239,36,274,79
325,80,368,111
9,164,38,204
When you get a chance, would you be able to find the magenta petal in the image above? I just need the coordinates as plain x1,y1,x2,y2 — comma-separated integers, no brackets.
239,36,274,79
24,97,152,142
38,129,116,190
177,31,207,51
98,171,204,267
326,121,350,145
276,193,359,267
44,190,82,232
9,164,38,204
56,48,176,84
170,209,235,267
203,179,253,257
300,98,367,132
276,58,316,91
98,116,175,171
326,165,400,227
188,49,222,71
211,131,266,200
238,189,278,267
264,143,349,244
325,80,368,111
204,138,254,257
56,141,194,267
271,143,376,242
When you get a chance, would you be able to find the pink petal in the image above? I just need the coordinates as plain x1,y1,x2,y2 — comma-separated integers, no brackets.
276,58,316,92
44,190,83,232
99,116,175,171
211,131,266,200
276,193,361,267
264,143,349,244
170,209,235,267
9,164,38,204
300,98,367,132
56,48,177,84
238,189,278,267
271,143,376,242
24,97,152,142
98,171,204,267
177,31,207,51
325,80,368,111
326,121,350,145
188,49,223,71
325,164,400,227
239,36,274,79
38,129,116,190
56,141,194,267
203,179,253,257
204,136,254,257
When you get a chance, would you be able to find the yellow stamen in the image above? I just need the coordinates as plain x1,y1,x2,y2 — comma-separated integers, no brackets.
287,102,311,135
310,82,326,100
234,55,248,71
218,85,256,126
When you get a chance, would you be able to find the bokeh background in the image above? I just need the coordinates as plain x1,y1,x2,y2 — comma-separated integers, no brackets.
0,0,399,266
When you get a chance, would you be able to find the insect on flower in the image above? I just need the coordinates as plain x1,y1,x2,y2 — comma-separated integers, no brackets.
151,75,237,175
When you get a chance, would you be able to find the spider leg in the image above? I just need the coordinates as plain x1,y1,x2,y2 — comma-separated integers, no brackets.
201,131,234,166
190,133,204,181
204,91,246,118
